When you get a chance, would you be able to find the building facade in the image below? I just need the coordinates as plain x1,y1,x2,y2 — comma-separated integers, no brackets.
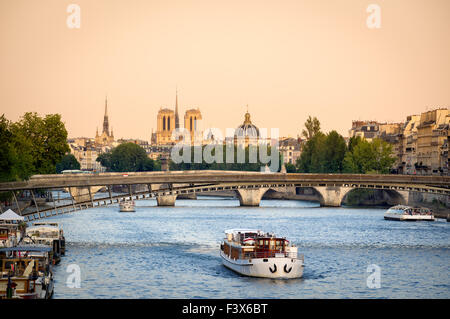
348,121,380,141
279,137,302,165
184,108,202,145
68,139,106,172
398,115,420,175
152,91,202,146
416,108,449,175
350,108,449,175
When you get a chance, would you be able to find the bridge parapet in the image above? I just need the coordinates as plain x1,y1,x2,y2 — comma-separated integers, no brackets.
1,172,449,192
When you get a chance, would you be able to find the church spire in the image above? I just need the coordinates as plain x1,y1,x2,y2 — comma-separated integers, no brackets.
175,88,180,129
103,96,110,136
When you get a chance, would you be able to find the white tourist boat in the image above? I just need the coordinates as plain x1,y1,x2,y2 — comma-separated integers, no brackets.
119,200,135,212
220,229,304,279
384,205,435,221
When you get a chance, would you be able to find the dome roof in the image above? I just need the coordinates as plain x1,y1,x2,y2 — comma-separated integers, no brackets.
235,111,259,138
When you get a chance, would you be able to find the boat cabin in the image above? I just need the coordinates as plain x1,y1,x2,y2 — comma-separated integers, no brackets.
222,229,291,260
0,246,52,299
24,225,64,264
0,224,20,248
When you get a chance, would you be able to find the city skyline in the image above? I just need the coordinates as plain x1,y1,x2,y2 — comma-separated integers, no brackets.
1,0,449,140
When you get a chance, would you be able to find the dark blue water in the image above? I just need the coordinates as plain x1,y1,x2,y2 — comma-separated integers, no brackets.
42,196,449,298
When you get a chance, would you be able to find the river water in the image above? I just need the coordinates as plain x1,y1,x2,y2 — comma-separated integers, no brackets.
43,195,449,299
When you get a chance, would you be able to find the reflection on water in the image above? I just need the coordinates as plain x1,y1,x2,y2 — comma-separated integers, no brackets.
40,195,450,299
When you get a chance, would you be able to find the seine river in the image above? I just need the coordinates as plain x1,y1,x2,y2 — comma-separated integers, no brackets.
44,195,449,299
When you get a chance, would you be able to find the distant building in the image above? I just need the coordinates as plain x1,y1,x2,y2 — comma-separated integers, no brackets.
233,108,265,147
152,91,202,146
184,108,203,145
68,138,106,172
398,115,421,175
147,145,173,161
416,108,449,175
378,123,404,172
95,97,115,146
279,137,302,165
154,107,175,145
348,120,380,141
349,120,406,173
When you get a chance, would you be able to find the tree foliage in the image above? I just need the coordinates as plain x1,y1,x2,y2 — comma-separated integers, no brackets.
343,138,396,174
11,112,70,175
297,131,347,173
0,113,69,181
96,143,156,172
301,116,321,140
56,154,81,173
296,117,396,174
169,144,282,172
284,163,297,173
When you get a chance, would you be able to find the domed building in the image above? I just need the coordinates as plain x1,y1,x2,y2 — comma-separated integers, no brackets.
234,108,260,147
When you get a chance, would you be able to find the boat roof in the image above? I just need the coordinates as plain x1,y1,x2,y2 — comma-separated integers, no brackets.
26,225,60,231
33,222,60,227
225,229,262,235
389,205,412,210
0,245,52,252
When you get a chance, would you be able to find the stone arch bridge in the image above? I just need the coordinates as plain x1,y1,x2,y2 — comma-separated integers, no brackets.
0,171,448,221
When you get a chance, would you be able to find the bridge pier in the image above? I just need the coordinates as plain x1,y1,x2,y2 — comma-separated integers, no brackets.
235,188,269,206
156,194,177,206
396,190,410,206
68,186,103,203
315,186,352,207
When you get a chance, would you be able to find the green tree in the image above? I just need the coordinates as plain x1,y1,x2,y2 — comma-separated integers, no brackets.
0,114,34,182
297,130,347,173
343,138,396,174
97,143,155,172
301,116,321,140
169,144,281,172
348,136,362,153
284,163,297,173
11,112,69,175
0,115,17,182
56,154,81,173
296,132,326,172
323,130,347,173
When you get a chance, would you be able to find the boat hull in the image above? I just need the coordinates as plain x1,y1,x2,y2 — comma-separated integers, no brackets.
384,214,435,221
220,251,303,279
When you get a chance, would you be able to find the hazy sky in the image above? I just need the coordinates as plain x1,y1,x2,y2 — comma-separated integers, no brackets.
0,0,449,140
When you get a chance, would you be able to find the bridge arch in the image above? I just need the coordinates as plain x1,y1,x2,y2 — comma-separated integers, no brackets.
342,188,408,207
295,186,409,207
235,186,272,206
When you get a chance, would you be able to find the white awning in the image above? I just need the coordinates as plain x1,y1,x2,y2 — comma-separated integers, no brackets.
0,209,25,221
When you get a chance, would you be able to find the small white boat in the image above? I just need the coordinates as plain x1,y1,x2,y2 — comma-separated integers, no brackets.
384,205,435,221
220,229,304,279
119,200,135,212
